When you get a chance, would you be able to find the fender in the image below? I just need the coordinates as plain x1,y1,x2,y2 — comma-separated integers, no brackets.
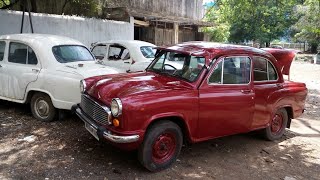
144,112,194,142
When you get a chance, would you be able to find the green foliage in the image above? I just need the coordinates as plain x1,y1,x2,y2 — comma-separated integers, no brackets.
205,0,302,45
293,0,320,52
0,0,10,8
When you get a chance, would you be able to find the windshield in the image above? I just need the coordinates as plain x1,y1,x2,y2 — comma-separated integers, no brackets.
140,46,156,58
52,45,94,63
147,51,205,82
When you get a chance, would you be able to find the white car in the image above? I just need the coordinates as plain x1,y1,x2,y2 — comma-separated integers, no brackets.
0,34,124,121
91,40,156,72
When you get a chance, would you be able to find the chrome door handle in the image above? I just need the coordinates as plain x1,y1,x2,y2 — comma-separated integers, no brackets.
32,69,39,73
124,62,130,64
0,64,2,67
276,84,283,88
241,89,252,94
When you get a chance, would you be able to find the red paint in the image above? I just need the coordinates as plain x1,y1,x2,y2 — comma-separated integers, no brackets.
152,132,177,164
82,42,307,149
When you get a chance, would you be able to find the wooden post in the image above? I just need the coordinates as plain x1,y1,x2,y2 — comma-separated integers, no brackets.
173,23,179,44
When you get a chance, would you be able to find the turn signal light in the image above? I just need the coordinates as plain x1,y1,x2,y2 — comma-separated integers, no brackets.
113,119,120,127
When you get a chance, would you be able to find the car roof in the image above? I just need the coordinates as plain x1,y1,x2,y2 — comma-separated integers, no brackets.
158,41,271,58
0,33,83,46
93,40,156,48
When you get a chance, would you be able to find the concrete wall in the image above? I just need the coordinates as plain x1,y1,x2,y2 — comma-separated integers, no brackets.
0,10,134,47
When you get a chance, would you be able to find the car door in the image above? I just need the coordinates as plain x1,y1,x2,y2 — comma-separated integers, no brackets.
251,56,280,129
198,55,255,139
101,44,131,71
5,41,40,100
0,40,7,97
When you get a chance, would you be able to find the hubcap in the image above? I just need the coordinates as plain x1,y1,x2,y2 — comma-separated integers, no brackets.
271,114,283,133
35,98,50,118
152,132,176,164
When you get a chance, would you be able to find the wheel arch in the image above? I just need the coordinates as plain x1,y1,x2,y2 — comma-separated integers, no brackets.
145,115,192,143
25,89,54,104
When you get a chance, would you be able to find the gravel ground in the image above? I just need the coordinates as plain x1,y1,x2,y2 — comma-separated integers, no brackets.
0,60,319,180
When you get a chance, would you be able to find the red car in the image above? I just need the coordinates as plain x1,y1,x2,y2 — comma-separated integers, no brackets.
73,42,307,171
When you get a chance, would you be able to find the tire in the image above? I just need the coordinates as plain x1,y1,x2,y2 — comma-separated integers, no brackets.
138,121,183,171
263,108,288,141
30,92,57,122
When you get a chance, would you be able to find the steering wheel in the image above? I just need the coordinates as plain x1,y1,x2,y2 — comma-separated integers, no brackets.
164,64,178,74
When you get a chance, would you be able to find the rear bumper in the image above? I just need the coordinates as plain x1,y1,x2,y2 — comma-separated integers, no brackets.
73,104,140,144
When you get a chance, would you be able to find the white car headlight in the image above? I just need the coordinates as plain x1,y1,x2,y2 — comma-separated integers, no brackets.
111,98,122,117
80,80,86,93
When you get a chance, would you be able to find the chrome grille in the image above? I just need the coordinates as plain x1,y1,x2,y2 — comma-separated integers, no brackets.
80,94,111,125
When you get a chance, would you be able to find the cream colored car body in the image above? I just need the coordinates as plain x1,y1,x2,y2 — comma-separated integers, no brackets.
0,34,124,110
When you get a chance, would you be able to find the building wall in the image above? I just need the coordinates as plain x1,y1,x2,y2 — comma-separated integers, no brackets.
0,10,134,47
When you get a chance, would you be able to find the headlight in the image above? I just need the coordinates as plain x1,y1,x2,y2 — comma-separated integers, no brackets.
80,80,86,93
111,98,122,117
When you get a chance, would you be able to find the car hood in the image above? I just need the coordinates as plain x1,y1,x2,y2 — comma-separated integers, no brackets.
86,71,194,104
57,61,125,78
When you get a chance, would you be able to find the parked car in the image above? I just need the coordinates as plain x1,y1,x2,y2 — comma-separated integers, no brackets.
74,42,307,171
0,34,124,122
91,40,156,72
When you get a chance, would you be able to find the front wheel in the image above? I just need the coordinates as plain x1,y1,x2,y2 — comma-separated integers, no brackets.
263,108,288,141
30,92,57,122
138,121,183,171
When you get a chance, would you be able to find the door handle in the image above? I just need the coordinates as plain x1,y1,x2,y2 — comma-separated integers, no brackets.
124,62,130,64
241,89,252,94
276,84,283,88
0,64,2,67
32,69,39,73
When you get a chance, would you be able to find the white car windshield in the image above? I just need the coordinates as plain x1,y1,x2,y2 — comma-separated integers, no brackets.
140,46,156,58
52,45,94,63
147,51,205,82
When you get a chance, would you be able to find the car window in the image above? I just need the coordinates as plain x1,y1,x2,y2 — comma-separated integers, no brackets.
91,45,107,60
8,42,38,65
147,51,205,82
140,46,155,58
253,56,278,81
208,56,251,84
52,45,94,63
108,45,130,61
0,41,5,61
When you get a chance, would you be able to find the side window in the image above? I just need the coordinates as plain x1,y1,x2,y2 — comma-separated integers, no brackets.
108,45,129,61
253,56,277,81
8,42,38,65
91,45,107,60
0,41,5,61
208,56,251,84
268,61,278,80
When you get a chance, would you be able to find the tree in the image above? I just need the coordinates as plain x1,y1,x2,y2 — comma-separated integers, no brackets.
293,0,320,53
208,0,302,46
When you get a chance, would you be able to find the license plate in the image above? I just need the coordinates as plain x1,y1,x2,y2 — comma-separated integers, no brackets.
85,123,99,141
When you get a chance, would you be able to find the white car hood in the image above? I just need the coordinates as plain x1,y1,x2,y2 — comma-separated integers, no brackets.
58,61,125,78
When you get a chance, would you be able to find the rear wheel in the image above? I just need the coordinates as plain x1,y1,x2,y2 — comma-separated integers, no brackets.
138,121,183,171
30,92,57,122
263,108,288,141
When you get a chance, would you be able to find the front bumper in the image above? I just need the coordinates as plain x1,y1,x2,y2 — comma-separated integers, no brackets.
74,105,140,144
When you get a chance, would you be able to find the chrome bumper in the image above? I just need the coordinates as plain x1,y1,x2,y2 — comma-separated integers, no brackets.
74,105,140,143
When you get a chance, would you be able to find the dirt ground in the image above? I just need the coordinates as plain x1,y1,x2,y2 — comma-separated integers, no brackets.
0,60,319,180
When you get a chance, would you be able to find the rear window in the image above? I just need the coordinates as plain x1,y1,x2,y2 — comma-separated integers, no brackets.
140,46,155,58
52,45,94,63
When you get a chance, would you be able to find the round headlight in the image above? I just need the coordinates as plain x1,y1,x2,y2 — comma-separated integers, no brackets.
80,80,86,93
111,98,122,117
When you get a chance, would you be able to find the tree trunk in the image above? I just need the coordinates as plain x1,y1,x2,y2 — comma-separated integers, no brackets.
266,42,270,47
310,43,318,54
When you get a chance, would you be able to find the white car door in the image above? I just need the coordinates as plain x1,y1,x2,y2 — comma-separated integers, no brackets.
0,40,7,97
101,44,131,72
5,41,40,100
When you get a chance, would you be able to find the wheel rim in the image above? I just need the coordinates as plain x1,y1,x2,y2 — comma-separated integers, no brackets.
271,113,283,134
152,132,177,164
34,98,50,118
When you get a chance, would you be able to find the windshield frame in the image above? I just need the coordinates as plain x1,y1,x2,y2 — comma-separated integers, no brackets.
146,50,206,83
52,45,95,63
